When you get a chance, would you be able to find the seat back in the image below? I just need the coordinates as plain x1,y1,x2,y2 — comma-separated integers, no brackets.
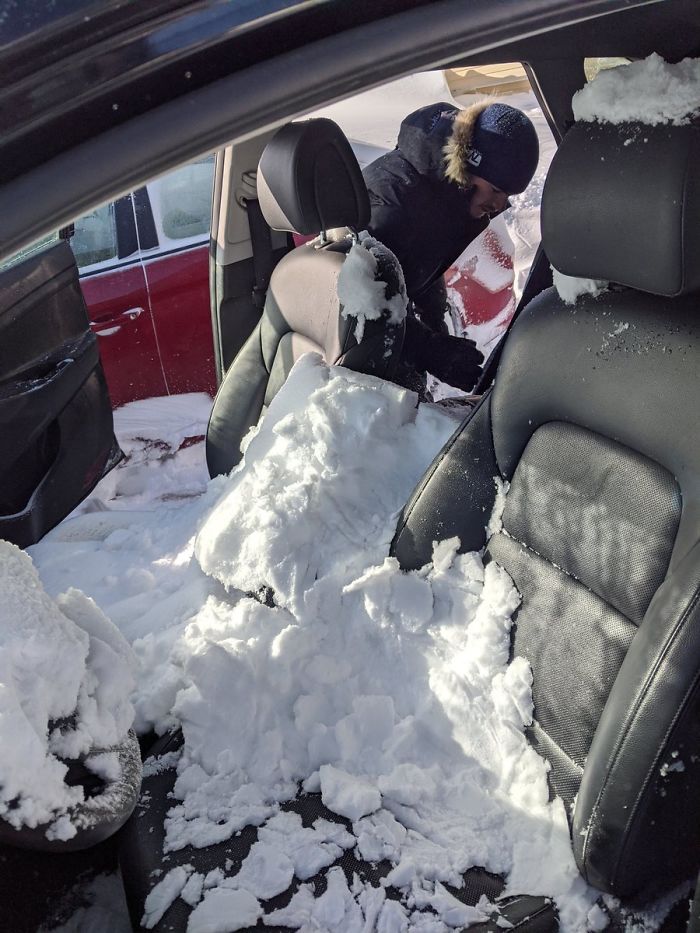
206,119,406,478
392,120,700,900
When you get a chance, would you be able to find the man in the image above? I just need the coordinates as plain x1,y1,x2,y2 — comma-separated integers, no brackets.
363,100,539,393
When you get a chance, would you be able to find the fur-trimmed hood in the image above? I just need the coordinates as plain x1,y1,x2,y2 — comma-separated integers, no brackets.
443,101,491,187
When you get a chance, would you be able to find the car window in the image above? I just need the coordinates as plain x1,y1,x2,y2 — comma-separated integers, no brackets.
0,232,60,272
71,202,119,269
148,155,215,242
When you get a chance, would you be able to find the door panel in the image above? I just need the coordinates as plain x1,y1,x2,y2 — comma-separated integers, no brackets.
143,245,216,396
0,241,120,547
80,261,167,406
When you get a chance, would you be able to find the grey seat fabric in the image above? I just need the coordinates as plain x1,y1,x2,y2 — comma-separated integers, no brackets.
393,121,700,902
206,119,406,478
120,123,699,931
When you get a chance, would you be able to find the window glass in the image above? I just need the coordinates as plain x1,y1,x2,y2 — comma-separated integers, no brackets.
150,156,215,241
71,203,118,268
0,232,59,271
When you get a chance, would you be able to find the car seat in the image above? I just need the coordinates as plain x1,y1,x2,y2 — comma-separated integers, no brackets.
121,120,700,930
205,118,407,478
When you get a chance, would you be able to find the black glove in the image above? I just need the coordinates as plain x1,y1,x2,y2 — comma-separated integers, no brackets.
414,299,450,336
403,316,483,391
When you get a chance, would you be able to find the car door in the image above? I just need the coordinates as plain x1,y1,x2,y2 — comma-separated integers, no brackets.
137,156,217,397
0,240,120,548
73,196,168,407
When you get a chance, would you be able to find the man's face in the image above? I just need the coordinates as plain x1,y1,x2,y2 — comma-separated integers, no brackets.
468,176,510,219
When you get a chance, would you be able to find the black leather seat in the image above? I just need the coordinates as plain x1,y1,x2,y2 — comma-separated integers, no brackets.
122,121,700,930
206,118,406,478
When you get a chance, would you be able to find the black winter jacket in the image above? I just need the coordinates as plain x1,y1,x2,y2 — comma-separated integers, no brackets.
362,102,488,303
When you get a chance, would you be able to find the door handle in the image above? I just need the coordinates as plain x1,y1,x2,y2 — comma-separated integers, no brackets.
90,307,145,336
120,307,144,321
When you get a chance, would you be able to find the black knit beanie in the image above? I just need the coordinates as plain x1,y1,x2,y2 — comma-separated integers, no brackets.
466,103,539,194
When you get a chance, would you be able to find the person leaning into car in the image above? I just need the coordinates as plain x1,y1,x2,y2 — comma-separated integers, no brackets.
363,100,539,395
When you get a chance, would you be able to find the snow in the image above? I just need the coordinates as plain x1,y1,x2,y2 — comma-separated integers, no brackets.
572,54,700,126
551,268,607,306
0,541,135,839
9,57,698,933
553,54,700,305
142,864,192,928
25,356,598,929
337,233,408,342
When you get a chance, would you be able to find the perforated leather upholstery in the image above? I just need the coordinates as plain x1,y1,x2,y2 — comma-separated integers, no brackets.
393,121,700,900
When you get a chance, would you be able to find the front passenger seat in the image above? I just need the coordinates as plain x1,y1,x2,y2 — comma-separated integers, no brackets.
206,119,406,478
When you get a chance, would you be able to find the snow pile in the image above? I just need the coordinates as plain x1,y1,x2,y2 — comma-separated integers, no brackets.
114,354,594,930
337,233,407,343
572,53,700,126
195,354,442,613
553,55,700,305
24,359,680,929
0,542,135,839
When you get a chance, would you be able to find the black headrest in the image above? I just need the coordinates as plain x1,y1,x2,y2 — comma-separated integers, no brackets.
257,118,370,236
542,121,700,297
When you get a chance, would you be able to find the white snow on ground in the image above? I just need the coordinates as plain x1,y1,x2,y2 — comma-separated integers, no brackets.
70,392,212,517
0,542,135,839
553,55,700,305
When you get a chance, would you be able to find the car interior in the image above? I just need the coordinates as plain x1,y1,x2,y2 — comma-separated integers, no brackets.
0,0,699,931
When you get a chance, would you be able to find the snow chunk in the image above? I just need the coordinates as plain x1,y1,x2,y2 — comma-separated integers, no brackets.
552,267,608,307
486,476,510,539
0,542,135,836
573,54,700,126
320,764,382,821
142,865,191,928
337,234,407,343
187,887,262,933
233,841,295,900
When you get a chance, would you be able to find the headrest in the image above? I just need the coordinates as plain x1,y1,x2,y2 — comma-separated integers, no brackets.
542,121,700,297
257,118,370,236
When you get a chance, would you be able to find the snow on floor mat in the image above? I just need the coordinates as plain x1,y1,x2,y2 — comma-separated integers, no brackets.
25,355,680,932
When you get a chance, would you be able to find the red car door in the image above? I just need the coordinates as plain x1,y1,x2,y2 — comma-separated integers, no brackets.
73,197,167,407
138,158,217,397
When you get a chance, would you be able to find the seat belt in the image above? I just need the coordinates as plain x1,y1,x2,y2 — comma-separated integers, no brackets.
244,196,276,312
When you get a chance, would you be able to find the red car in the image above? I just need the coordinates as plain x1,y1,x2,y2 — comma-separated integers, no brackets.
69,156,217,407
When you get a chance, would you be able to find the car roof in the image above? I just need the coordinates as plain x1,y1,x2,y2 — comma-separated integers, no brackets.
0,0,698,261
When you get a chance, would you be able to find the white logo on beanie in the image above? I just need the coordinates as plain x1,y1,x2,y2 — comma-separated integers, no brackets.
466,147,482,168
